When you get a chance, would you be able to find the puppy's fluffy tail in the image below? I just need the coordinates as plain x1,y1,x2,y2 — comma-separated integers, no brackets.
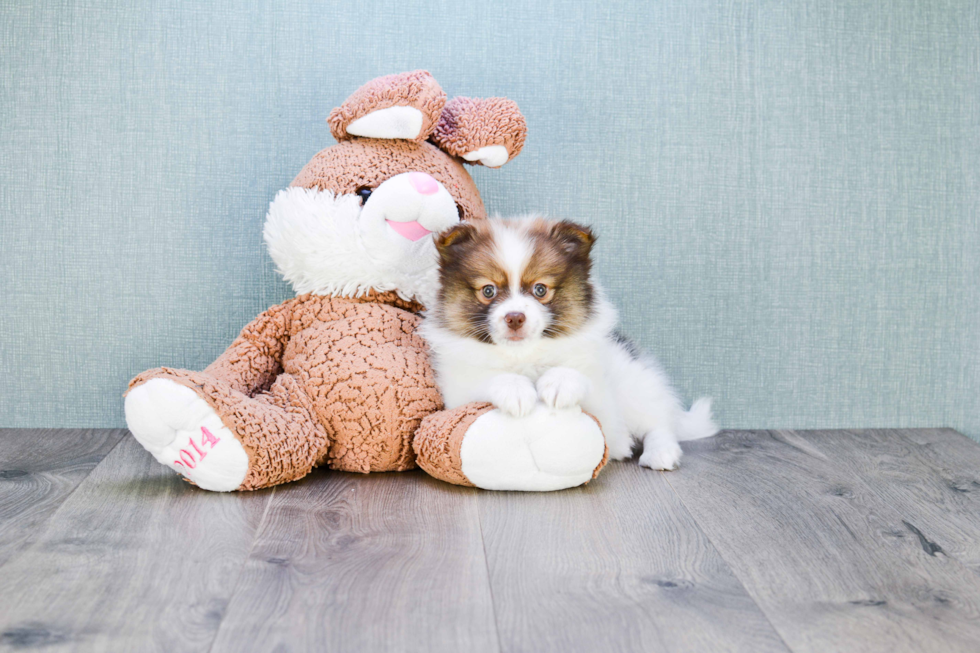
676,398,720,441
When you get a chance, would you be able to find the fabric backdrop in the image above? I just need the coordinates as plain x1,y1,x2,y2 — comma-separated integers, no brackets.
1,0,978,441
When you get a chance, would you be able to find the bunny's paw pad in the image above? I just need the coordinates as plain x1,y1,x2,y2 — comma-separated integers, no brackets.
125,378,249,491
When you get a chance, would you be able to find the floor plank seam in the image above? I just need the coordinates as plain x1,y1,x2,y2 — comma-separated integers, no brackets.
475,495,505,653
801,430,980,584
659,467,797,653
0,429,128,577
206,484,277,653
5,429,977,651
47,430,129,516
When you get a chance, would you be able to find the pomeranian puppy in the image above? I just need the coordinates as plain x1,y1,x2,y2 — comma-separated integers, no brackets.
421,216,718,470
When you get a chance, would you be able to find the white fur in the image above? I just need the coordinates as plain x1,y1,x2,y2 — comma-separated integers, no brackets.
422,220,719,470
486,373,538,417
263,173,460,307
536,367,592,409
346,105,424,139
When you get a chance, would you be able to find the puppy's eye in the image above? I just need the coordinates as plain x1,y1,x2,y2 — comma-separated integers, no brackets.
532,283,548,298
356,187,373,205
481,285,497,299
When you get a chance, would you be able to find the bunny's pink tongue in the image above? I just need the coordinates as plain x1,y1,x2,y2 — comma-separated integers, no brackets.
386,220,432,242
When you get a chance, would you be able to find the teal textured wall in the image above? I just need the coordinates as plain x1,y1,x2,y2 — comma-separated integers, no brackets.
1,1,978,440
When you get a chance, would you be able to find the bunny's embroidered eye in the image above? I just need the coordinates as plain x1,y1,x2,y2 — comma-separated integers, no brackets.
481,285,497,299
532,283,548,298
356,187,373,205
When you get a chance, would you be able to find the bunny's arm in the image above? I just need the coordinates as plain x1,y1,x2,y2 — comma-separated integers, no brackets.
203,299,296,396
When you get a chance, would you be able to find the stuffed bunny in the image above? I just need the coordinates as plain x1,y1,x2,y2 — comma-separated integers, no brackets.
124,71,607,492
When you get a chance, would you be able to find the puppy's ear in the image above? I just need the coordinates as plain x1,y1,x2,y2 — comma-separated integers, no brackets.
435,223,477,260
551,221,596,257
328,71,447,143
431,97,527,167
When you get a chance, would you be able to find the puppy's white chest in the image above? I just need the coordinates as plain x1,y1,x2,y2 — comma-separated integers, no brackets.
494,344,601,383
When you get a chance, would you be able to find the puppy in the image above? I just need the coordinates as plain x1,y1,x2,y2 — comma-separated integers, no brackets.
421,216,718,470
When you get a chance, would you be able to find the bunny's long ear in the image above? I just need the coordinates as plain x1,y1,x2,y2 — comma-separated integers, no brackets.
328,70,447,143
431,97,527,168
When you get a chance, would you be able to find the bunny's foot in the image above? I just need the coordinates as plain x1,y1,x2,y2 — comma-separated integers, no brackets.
125,378,249,491
414,403,608,491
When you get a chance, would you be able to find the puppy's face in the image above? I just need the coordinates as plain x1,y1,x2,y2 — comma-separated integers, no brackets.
434,217,595,345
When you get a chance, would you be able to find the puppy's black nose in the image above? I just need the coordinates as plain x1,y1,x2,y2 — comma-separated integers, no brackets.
505,312,526,330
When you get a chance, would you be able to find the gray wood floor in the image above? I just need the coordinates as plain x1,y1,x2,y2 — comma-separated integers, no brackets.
1,429,979,653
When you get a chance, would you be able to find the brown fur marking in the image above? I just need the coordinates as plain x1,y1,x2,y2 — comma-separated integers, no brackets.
434,217,596,341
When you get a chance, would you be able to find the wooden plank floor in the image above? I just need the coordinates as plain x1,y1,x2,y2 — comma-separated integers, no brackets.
1,429,979,652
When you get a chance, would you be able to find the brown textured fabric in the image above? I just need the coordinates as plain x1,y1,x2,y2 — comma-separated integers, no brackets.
592,445,610,481
201,300,291,396
127,367,330,490
343,289,425,313
128,292,444,487
431,97,528,165
414,402,495,487
582,411,610,481
290,139,487,223
199,290,422,397
291,294,442,473
328,70,446,144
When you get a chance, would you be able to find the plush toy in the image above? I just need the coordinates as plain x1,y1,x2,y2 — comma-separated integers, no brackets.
124,71,607,492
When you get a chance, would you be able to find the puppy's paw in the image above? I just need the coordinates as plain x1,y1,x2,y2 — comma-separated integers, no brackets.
639,432,683,471
488,374,538,417
536,367,592,409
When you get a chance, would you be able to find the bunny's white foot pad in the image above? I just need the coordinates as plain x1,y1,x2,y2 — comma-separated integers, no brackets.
125,378,249,491
460,405,606,491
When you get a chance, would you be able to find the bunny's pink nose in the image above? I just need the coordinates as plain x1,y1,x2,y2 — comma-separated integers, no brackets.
408,172,439,195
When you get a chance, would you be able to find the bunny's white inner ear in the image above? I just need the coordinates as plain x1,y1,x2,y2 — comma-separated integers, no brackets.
462,145,509,168
346,105,424,139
